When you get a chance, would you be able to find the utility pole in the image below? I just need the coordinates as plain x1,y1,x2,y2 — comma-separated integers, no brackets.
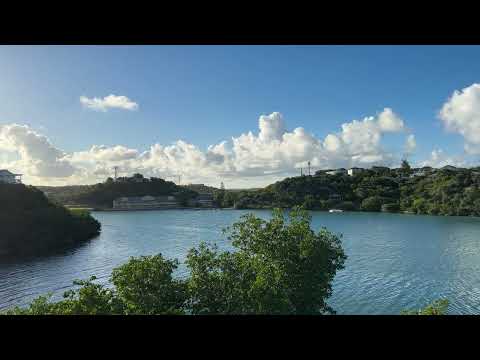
113,166,119,181
300,168,303,176
308,161,311,176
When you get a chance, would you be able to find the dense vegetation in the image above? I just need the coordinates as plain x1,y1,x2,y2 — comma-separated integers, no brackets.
40,174,199,208
0,184,101,256
4,207,347,315
214,163,480,216
401,299,449,315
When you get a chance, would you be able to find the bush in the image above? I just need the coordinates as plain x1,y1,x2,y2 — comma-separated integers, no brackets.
361,196,384,212
401,299,449,315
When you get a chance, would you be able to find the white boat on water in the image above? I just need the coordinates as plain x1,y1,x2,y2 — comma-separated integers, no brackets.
329,209,344,213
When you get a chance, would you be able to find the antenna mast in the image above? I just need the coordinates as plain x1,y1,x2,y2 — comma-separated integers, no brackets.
113,166,119,180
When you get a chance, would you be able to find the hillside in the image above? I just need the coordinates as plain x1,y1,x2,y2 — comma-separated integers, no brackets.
37,185,91,204
220,164,480,216
40,174,199,208
0,184,101,256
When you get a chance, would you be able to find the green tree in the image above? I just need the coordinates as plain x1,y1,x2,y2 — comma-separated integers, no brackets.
186,206,347,314
401,159,412,174
361,196,384,211
401,299,449,315
111,255,188,314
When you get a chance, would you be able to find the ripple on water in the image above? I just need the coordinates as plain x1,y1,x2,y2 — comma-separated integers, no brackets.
2,210,480,313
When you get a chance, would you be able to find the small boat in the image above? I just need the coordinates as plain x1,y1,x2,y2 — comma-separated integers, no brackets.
329,209,344,213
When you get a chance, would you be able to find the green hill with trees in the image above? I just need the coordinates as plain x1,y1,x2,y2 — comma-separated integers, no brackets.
0,184,101,256
40,174,199,208
213,162,480,217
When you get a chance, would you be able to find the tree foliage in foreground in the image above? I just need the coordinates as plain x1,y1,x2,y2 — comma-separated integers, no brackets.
401,299,449,315
4,207,347,315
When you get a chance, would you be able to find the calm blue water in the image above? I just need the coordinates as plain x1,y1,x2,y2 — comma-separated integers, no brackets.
1,209,480,314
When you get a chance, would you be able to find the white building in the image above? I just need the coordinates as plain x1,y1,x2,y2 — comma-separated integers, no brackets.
113,195,179,210
326,168,347,176
347,167,364,176
0,169,22,184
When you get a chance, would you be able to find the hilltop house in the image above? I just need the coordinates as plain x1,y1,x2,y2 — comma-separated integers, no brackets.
0,169,22,184
347,167,364,176
325,168,347,176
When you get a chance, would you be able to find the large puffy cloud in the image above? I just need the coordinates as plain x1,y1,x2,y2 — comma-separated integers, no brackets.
80,94,138,112
0,124,75,181
439,83,480,154
0,109,414,187
319,108,406,168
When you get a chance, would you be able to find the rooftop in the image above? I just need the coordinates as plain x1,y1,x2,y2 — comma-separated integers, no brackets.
0,169,22,176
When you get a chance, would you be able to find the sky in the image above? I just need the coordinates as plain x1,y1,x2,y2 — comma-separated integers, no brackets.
1,45,480,188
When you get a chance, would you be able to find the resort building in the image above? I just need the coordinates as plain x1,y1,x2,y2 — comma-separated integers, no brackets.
113,195,179,210
0,169,22,184
347,167,364,176
325,168,348,176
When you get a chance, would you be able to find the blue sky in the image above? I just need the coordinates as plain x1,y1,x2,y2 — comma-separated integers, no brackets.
1,45,480,186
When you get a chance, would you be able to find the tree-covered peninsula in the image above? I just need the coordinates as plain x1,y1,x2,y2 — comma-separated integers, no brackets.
0,184,101,256
213,162,480,216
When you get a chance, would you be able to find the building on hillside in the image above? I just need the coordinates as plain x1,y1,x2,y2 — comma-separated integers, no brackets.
188,193,214,207
314,169,329,176
0,169,22,184
329,193,342,201
440,165,461,172
113,195,179,210
347,167,365,176
325,168,347,176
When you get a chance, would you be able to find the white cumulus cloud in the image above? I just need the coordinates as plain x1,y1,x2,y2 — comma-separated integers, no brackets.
0,109,416,187
0,124,76,180
80,94,138,112
439,83,480,154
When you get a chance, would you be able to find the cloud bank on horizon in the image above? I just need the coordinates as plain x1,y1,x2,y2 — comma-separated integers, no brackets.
1,84,480,188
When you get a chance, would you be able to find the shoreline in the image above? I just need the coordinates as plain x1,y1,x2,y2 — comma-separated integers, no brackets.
87,206,480,218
